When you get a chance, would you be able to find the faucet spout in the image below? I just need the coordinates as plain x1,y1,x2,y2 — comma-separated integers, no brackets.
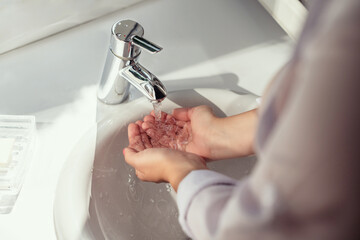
120,61,167,102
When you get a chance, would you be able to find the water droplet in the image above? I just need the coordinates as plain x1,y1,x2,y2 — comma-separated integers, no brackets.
156,199,168,213
150,198,155,203
166,183,172,192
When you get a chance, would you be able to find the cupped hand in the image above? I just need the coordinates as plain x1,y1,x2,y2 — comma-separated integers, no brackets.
123,146,207,191
170,105,218,159
140,111,192,150
125,118,208,191
138,105,218,159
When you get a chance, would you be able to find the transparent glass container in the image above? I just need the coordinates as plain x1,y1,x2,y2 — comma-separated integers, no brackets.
0,115,36,214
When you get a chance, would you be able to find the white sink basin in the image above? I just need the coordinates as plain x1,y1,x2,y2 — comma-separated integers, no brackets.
54,88,258,240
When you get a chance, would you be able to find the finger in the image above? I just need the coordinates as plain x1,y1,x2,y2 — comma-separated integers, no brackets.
172,108,191,121
135,120,145,133
150,138,162,148
134,121,152,149
165,115,176,125
123,147,138,167
176,120,186,127
128,123,139,139
145,128,158,139
124,147,155,168
135,169,146,181
141,132,153,149
145,128,163,148
128,123,145,151
135,120,143,128
166,114,172,121
139,124,148,135
160,111,167,121
143,115,155,123
124,147,148,169
142,121,156,131
135,164,162,183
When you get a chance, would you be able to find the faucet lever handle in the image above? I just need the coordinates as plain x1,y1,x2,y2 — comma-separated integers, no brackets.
132,36,162,54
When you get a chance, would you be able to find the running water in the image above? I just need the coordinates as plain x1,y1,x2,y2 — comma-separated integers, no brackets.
150,100,192,151
152,101,162,122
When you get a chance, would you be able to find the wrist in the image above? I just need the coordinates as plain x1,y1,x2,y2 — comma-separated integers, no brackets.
205,117,224,158
169,169,193,192
168,159,208,192
207,110,257,160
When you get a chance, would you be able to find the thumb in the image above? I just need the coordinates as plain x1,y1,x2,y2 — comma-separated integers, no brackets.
172,108,192,121
123,147,138,167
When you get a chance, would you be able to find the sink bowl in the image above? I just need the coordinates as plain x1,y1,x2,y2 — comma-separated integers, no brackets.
54,88,258,240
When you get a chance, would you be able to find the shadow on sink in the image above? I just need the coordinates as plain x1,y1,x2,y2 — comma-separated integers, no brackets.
54,88,258,240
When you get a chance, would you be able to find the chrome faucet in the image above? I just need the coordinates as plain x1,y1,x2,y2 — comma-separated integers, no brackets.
97,20,167,104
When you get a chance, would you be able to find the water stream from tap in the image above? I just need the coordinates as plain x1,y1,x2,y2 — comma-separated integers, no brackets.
151,100,191,154
152,102,162,122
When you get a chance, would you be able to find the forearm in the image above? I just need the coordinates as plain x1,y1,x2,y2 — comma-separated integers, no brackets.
208,109,258,160
205,64,286,160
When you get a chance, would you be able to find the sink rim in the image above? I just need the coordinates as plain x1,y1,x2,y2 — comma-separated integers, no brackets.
53,88,259,240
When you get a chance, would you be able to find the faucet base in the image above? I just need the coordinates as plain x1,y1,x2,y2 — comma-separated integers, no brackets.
97,49,130,104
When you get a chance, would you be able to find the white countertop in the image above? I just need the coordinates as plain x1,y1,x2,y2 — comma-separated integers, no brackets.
0,0,293,239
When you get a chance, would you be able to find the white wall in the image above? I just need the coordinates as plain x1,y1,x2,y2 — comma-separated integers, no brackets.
0,0,147,54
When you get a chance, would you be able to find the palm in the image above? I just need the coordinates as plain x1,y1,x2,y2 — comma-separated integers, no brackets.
180,113,213,158
128,106,215,159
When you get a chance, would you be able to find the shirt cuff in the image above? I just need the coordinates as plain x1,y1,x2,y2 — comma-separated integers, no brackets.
177,169,237,238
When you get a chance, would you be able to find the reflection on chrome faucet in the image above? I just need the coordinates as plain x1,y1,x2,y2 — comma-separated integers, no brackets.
97,19,167,104
121,60,167,102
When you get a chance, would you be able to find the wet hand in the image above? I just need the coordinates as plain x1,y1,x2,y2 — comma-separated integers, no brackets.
128,105,218,159
123,147,207,191
127,111,191,151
